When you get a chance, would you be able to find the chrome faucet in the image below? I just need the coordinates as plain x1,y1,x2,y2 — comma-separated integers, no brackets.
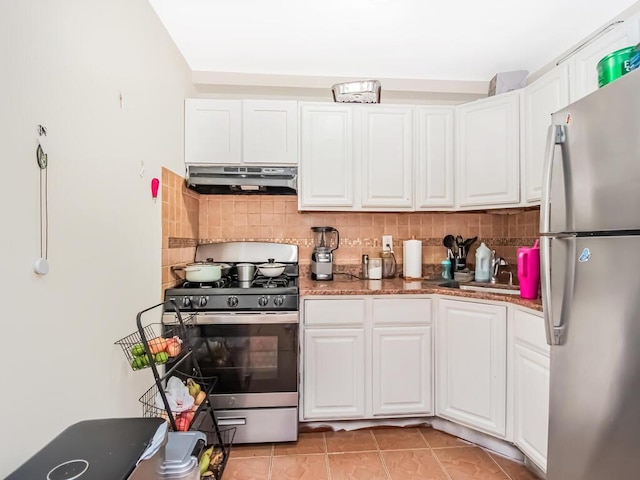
491,253,510,285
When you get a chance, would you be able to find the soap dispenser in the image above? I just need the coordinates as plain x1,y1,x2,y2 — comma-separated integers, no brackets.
475,242,492,282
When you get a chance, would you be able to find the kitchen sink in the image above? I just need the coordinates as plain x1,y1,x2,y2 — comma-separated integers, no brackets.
431,280,521,296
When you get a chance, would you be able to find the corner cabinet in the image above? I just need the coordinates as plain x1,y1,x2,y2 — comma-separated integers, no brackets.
456,91,521,208
523,64,570,203
360,106,414,209
415,107,455,209
299,103,355,208
511,308,550,472
436,298,507,438
568,16,640,103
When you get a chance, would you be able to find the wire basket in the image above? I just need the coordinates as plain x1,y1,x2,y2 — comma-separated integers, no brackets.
138,376,217,430
201,427,236,480
114,314,195,371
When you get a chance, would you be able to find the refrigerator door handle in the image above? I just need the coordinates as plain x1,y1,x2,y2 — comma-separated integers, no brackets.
540,124,566,234
541,236,556,345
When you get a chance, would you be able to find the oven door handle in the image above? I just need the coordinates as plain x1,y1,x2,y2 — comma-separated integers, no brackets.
195,312,299,325
217,417,247,426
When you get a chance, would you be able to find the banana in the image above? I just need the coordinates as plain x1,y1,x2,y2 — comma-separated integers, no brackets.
199,446,214,475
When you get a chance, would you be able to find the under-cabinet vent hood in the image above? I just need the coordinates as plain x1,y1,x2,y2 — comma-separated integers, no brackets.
186,165,297,195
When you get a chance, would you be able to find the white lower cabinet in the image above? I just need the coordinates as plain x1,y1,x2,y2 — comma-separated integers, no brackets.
372,326,433,416
436,299,507,438
303,328,365,419
302,296,433,421
512,309,550,472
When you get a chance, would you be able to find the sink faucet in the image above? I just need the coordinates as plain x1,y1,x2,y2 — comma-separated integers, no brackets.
491,254,510,285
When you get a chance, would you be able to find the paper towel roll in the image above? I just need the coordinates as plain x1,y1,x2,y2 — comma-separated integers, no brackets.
403,240,423,278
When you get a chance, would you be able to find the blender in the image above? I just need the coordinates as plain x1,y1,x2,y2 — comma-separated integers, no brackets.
311,226,340,280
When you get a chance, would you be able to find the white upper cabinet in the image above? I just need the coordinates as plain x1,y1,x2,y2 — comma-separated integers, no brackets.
242,100,298,164
185,99,298,166
185,99,242,165
524,64,570,203
569,18,640,103
415,107,455,209
436,299,507,438
299,103,355,208
456,91,521,207
360,106,414,209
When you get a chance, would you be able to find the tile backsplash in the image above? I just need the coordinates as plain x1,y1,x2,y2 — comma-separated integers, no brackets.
162,168,540,286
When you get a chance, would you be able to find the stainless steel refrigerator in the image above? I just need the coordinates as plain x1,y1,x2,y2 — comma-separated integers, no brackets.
541,68,640,480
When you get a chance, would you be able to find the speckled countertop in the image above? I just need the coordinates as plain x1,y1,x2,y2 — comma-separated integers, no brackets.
299,274,542,312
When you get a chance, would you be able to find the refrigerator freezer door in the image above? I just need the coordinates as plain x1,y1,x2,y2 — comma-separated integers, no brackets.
547,235,640,480
548,69,640,234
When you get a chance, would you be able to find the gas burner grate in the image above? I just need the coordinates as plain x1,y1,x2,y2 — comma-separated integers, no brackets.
183,278,231,289
252,276,290,288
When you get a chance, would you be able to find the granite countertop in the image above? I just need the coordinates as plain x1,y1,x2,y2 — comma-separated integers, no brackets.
299,274,542,312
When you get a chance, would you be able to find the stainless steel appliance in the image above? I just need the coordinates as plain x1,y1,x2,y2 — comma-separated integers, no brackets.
186,165,297,195
311,226,339,280
541,69,640,480
164,242,299,444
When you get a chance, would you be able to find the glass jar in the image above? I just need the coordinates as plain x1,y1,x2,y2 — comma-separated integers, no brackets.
441,259,452,280
368,258,383,280
381,250,397,278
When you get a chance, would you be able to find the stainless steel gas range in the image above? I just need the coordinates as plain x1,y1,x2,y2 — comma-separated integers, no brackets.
163,241,299,444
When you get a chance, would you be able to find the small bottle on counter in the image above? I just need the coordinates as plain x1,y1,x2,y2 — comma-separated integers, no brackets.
361,254,369,279
441,259,452,280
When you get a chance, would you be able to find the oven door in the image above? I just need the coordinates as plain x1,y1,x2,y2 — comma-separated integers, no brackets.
177,312,299,409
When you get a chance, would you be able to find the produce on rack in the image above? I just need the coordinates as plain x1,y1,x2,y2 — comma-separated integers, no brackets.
114,300,234,480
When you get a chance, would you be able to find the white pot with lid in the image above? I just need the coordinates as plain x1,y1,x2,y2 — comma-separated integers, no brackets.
256,259,286,277
183,261,222,282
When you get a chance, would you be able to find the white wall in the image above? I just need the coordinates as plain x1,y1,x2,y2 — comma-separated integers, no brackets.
0,0,195,475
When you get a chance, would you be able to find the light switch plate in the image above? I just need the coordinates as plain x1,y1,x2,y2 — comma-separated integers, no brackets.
382,235,393,252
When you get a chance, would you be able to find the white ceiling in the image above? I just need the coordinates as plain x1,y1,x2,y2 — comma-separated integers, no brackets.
149,0,638,81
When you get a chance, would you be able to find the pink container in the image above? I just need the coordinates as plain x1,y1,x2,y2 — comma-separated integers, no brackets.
517,240,540,299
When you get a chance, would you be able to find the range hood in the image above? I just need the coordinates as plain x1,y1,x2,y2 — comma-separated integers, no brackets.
186,165,297,195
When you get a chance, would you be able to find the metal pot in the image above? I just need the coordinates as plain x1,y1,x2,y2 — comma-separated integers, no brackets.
184,262,221,282
236,263,256,282
257,258,286,277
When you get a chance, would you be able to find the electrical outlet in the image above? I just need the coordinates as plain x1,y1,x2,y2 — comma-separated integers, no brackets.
382,235,393,252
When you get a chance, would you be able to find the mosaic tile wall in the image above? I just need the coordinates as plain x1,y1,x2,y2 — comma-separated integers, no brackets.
162,168,540,282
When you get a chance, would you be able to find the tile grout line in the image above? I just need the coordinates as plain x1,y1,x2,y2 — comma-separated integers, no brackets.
267,444,274,480
418,428,432,448
369,430,393,480
323,432,332,480
429,448,454,480
483,449,515,480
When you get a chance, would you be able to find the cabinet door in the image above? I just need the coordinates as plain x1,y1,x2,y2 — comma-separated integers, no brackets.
415,107,455,208
512,309,550,472
524,65,570,203
243,100,298,165
372,326,433,416
303,328,365,419
361,106,414,209
184,99,242,165
457,92,520,207
436,299,507,437
299,104,355,208
569,20,640,103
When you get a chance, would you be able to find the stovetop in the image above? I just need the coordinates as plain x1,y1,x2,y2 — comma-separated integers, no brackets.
165,241,300,312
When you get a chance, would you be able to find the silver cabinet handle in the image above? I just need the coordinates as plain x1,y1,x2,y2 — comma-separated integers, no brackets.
218,417,247,426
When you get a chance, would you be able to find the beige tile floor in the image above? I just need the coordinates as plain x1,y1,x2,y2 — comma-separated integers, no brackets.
222,427,540,480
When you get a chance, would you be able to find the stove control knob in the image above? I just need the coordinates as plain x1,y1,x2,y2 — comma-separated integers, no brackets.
274,295,285,306
258,295,269,307
198,296,208,307
227,296,239,308
182,297,191,308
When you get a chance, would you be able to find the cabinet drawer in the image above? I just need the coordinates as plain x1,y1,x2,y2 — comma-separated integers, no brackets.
372,298,431,325
513,309,549,355
304,299,366,326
